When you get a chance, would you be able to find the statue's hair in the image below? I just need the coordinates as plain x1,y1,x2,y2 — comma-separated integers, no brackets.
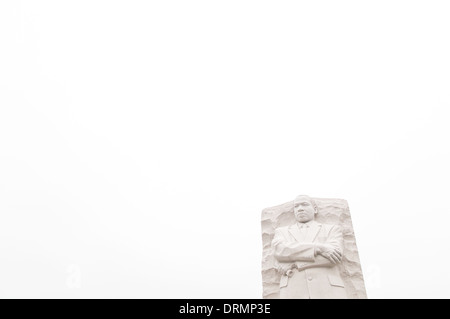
293,195,318,214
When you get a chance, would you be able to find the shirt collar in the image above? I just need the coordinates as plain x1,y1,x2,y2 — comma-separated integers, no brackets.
297,220,317,228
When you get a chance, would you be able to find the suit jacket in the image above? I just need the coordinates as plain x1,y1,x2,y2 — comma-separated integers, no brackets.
272,221,347,299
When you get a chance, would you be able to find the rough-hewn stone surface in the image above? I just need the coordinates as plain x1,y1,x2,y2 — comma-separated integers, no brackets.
261,197,367,299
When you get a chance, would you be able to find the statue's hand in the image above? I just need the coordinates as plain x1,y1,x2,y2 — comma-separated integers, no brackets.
316,244,342,264
277,263,294,276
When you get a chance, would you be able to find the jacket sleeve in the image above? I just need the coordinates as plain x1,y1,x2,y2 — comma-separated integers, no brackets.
295,225,345,270
272,228,316,262
326,225,344,253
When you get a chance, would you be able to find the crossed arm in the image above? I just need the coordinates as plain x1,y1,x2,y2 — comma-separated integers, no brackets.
272,226,344,266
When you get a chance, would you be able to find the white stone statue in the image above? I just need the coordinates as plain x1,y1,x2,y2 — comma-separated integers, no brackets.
261,195,367,299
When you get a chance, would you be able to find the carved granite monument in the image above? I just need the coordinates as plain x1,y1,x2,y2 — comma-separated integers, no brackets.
261,195,367,299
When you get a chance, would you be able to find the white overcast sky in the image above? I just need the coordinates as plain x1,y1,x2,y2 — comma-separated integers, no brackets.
1,1,450,298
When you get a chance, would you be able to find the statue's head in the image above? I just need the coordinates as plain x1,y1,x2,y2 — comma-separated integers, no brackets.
293,195,318,223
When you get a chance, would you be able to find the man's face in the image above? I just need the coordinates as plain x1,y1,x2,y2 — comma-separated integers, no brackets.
294,197,316,223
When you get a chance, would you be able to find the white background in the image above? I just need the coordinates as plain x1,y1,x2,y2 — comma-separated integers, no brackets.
1,1,449,299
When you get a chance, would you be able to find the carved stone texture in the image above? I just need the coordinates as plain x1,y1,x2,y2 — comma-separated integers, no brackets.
261,197,367,299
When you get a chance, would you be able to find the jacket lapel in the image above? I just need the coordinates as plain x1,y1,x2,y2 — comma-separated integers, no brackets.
288,224,304,242
305,221,322,243
288,221,323,243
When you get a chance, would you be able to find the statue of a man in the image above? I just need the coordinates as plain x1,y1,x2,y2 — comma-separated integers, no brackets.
272,195,348,299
